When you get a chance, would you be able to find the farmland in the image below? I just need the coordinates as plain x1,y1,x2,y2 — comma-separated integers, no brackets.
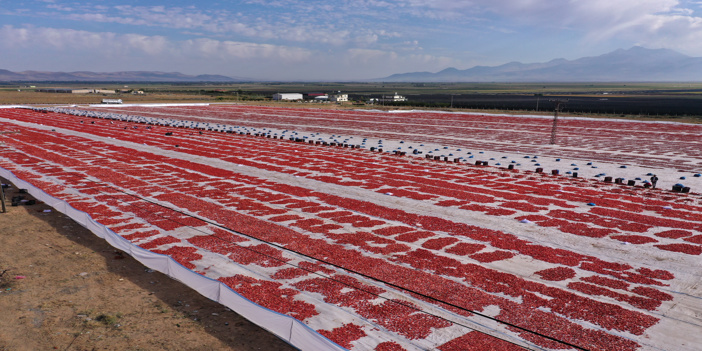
2,82,702,119
1,104,701,350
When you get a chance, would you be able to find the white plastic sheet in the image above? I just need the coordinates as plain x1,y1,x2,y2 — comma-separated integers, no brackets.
0,166,345,351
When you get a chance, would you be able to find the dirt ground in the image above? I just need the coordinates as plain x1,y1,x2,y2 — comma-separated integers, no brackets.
0,180,295,351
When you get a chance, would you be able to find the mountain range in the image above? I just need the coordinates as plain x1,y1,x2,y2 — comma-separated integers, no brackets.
379,47,702,82
2,47,701,83
0,70,240,82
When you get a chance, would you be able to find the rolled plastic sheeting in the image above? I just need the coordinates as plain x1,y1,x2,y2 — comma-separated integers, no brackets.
0,166,346,351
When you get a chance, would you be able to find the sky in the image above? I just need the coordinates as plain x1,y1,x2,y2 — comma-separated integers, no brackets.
1,0,702,81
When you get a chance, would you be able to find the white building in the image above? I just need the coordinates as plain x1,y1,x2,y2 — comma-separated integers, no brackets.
381,92,407,102
369,92,407,104
330,93,348,102
272,93,303,101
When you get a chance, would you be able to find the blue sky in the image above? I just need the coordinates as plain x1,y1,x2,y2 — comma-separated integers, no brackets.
2,0,702,80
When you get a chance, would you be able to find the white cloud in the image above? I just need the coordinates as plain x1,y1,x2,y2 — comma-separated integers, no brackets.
394,0,702,54
180,38,313,61
344,48,457,74
0,24,457,80
387,0,683,25
5,1,702,78
347,48,398,64
0,25,313,61
62,6,213,29
123,34,169,55
0,25,114,49
43,4,383,46
540,0,702,55
623,15,702,54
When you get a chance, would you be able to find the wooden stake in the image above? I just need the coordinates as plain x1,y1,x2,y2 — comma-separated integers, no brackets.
0,182,6,213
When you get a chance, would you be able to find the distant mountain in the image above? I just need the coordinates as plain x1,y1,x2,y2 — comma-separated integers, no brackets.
0,70,243,82
378,47,702,82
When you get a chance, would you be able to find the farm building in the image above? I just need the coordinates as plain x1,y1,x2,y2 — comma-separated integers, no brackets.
272,93,303,101
368,92,408,104
380,92,407,102
304,92,328,100
330,93,348,102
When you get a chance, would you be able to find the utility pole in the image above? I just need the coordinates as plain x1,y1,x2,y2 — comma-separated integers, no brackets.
549,99,567,145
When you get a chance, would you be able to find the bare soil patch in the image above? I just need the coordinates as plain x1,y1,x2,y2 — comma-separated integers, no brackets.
0,180,294,351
